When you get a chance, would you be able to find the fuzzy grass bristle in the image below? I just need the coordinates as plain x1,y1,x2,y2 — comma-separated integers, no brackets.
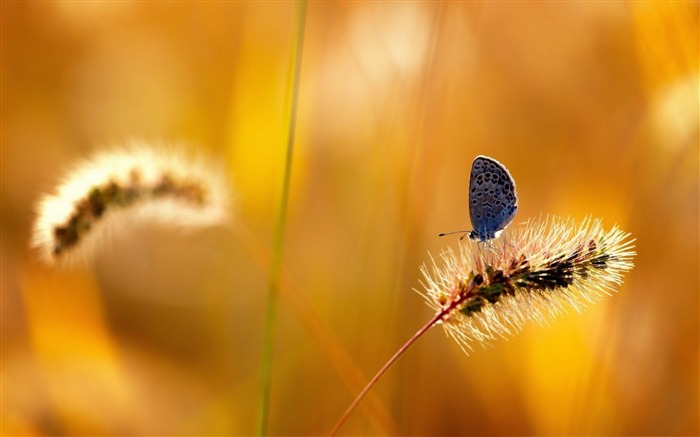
418,216,636,354
32,143,230,266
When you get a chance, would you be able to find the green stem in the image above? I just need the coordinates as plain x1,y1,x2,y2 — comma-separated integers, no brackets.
257,1,307,435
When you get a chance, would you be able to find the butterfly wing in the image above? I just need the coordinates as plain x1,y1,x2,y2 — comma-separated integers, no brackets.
468,155,518,240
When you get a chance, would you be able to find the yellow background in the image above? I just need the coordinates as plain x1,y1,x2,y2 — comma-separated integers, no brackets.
2,2,698,435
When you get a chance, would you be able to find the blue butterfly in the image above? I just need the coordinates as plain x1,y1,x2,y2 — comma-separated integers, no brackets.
440,155,517,241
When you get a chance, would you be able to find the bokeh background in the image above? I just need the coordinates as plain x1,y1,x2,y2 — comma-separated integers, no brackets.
2,2,698,436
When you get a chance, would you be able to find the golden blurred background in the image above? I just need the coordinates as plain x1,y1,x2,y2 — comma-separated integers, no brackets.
2,2,698,435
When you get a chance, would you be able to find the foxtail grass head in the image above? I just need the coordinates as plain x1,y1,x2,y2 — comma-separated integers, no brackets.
419,216,635,354
32,143,230,266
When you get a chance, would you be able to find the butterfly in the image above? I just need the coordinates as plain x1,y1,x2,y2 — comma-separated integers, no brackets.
439,155,518,242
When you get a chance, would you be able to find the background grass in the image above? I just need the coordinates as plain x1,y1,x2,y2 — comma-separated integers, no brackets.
2,2,698,435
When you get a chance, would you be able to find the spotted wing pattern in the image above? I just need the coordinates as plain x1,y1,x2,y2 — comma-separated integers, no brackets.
468,155,518,241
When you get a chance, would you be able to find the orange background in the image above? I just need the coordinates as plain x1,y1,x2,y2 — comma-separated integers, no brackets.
2,2,698,435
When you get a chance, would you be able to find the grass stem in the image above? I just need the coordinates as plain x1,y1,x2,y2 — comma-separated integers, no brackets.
328,306,452,436
257,1,307,435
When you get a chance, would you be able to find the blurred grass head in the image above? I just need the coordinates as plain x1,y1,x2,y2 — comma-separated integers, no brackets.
32,141,231,266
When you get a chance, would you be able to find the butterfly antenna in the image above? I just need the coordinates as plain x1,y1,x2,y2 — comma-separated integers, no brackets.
438,230,470,240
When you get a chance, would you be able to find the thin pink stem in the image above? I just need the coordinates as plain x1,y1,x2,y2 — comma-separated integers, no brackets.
327,307,452,436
